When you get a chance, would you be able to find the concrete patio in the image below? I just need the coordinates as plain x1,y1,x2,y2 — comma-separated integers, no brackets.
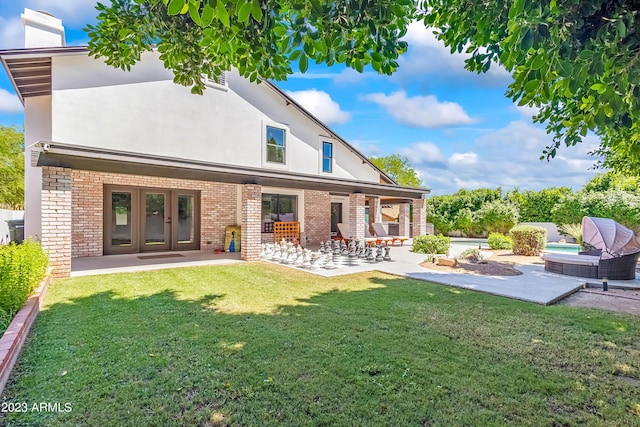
70,243,640,306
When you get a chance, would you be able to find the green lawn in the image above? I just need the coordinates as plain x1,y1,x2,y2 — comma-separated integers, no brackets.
1,263,639,426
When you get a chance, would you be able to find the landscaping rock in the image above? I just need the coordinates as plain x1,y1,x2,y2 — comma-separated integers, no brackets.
437,258,458,267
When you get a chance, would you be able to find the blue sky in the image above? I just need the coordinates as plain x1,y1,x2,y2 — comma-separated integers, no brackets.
0,1,602,195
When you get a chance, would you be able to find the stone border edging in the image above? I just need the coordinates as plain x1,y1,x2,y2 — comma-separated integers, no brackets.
0,272,52,396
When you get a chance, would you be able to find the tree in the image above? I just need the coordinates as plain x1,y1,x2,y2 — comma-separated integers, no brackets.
582,171,640,193
86,0,414,94
0,126,24,209
368,154,422,187
418,0,640,171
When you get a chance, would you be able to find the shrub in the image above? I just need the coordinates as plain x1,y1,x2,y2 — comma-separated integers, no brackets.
454,208,480,237
475,199,519,234
412,234,451,254
459,248,483,262
557,223,582,245
487,232,513,250
509,225,547,256
0,241,48,317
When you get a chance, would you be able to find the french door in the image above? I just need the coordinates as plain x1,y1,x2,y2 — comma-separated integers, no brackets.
104,186,200,255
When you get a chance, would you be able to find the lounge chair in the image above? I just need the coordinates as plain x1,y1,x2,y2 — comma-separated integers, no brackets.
542,216,640,280
372,222,409,246
542,250,639,280
337,223,378,246
365,225,393,246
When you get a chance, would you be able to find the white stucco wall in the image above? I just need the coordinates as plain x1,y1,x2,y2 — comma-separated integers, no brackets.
24,96,52,239
49,52,381,183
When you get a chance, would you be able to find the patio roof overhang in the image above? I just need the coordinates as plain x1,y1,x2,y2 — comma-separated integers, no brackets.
33,142,430,199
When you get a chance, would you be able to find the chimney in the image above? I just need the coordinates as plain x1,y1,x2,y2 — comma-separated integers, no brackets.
21,8,65,48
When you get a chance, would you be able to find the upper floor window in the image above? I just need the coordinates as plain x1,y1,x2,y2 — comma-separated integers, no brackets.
266,126,286,164
322,141,333,173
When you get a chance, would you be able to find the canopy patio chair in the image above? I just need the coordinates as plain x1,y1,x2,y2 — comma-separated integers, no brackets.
543,216,640,280
372,222,409,246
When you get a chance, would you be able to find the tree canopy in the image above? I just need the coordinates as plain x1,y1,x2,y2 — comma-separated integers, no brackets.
0,126,24,209
369,154,423,187
86,0,413,94
418,0,640,171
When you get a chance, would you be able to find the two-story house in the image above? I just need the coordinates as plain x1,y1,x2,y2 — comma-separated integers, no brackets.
0,9,429,277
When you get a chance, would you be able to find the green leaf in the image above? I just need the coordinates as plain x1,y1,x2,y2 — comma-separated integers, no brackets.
604,104,614,118
238,2,252,23
188,3,201,25
201,4,215,27
167,0,186,15
216,2,230,27
273,25,287,37
524,79,539,93
299,54,308,73
521,28,533,51
530,55,545,70
250,1,263,21
617,19,626,38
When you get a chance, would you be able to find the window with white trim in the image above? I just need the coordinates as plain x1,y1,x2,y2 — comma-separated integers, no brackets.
322,141,333,173
266,126,286,164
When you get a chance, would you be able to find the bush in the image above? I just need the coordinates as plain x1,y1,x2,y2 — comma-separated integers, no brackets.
459,248,483,262
475,200,519,234
0,241,48,317
557,223,582,245
509,225,547,256
487,233,513,250
412,234,451,254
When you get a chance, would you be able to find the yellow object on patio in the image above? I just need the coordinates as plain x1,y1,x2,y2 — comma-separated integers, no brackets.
274,221,300,245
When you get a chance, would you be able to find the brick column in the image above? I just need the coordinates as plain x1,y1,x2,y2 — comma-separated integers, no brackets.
398,203,410,238
41,167,72,277
412,198,427,237
348,193,366,242
241,184,262,261
368,197,381,225
304,190,331,246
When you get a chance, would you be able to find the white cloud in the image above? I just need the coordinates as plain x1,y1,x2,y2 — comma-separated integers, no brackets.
0,89,22,113
393,21,511,87
0,17,24,49
361,90,475,128
285,89,352,125
411,121,601,195
29,0,100,24
399,142,446,166
449,152,478,166
515,104,541,119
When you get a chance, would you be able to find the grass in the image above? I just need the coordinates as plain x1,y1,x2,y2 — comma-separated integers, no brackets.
1,262,639,426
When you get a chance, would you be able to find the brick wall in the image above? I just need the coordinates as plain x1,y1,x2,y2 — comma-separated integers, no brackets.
303,190,330,246
241,184,261,261
413,198,427,236
71,170,238,258
348,193,366,241
398,203,410,238
41,167,72,277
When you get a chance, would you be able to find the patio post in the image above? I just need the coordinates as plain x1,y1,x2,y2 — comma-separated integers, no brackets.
398,203,410,238
41,166,72,277
241,184,262,261
368,197,381,226
412,198,427,237
348,193,366,242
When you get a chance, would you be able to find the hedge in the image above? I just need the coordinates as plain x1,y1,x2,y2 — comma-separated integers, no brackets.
412,234,451,254
487,233,513,250
0,241,48,323
510,225,547,256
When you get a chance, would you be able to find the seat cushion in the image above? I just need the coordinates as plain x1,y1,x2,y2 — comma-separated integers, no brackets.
541,253,600,266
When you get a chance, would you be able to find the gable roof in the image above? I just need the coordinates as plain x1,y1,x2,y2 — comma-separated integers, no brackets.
0,45,428,194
